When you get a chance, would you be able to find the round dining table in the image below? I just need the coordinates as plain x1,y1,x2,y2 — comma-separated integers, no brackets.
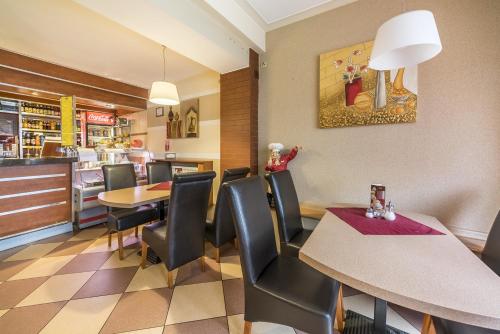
299,206,500,334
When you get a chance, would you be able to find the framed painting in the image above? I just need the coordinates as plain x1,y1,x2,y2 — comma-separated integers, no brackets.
166,98,199,139
319,41,417,128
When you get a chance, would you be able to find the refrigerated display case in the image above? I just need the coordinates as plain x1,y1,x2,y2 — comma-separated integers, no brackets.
0,99,20,158
73,147,151,229
85,111,114,148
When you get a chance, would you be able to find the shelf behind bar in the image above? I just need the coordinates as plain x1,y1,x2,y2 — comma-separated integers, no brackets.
21,112,60,119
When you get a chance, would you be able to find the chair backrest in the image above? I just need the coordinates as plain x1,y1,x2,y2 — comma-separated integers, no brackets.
224,176,278,284
102,164,137,191
166,171,216,269
265,170,303,243
482,210,500,275
146,161,173,184
212,167,250,246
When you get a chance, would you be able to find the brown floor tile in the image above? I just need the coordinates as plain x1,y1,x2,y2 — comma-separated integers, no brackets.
389,302,423,331
100,288,173,334
342,284,363,297
0,301,66,334
222,278,244,316
0,245,28,261
72,267,139,299
46,240,95,257
175,256,221,286
0,259,36,282
205,242,239,261
31,232,75,244
163,317,229,334
55,252,113,275
0,276,49,308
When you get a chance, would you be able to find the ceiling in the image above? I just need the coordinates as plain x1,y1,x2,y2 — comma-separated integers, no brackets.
241,0,357,30
0,0,215,89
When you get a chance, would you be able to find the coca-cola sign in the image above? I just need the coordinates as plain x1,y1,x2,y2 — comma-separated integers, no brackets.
86,112,115,125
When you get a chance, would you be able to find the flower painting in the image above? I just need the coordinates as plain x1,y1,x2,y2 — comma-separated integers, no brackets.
319,41,417,128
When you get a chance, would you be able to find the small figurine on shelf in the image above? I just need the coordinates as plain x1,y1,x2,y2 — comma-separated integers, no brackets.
384,201,396,221
265,143,301,172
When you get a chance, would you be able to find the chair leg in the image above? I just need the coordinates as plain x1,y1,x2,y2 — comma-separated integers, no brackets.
234,238,239,250
117,231,124,260
200,255,206,272
243,321,252,334
141,241,148,269
134,226,139,238
421,314,435,334
166,270,173,289
108,232,112,247
215,247,220,263
335,284,345,332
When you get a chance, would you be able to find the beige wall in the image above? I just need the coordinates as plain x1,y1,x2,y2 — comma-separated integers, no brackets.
260,0,500,236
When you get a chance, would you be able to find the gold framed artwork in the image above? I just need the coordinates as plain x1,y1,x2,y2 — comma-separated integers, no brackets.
166,98,199,139
319,41,417,128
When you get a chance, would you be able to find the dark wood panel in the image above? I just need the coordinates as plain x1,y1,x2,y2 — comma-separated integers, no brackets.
0,164,70,178
0,203,71,237
0,67,146,110
0,177,69,196
0,49,148,99
0,189,69,213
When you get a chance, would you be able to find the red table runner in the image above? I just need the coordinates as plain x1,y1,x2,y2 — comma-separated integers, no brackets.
327,207,444,235
147,181,172,191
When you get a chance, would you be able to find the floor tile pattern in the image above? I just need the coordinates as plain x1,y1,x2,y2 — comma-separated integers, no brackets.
0,225,424,333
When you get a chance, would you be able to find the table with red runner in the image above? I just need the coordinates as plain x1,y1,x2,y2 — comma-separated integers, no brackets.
327,207,444,235
147,181,172,191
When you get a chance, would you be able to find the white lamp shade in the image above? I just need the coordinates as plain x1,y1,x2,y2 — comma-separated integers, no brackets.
149,81,180,105
369,10,442,70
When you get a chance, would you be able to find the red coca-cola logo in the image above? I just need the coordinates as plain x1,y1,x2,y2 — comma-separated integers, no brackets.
86,112,115,125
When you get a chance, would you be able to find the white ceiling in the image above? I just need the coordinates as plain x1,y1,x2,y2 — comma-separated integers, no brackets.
0,0,215,89
241,0,357,30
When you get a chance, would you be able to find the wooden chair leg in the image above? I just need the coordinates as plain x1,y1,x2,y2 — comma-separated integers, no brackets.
108,232,112,247
215,247,220,263
421,314,434,334
243,321,252,334
141,241,148,269
200,255,206,272
167,270,173,289
234,238,239,250
134,226,139,238
335,284,345,332
117,231,124,260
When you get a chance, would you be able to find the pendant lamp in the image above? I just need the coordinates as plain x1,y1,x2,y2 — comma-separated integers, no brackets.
149,46,180,105
369,10,442,70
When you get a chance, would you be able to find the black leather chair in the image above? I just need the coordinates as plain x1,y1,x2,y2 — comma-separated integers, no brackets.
146,161,173,219
205,167,250,262
431,210,500,334
102,164,157,260
141,171,216,288
224,176,341,334
265,170,312,257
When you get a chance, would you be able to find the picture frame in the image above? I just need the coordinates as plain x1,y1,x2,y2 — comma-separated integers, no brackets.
155,107,164,117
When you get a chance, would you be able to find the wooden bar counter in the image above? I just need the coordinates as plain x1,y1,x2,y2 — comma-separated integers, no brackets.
0,157,76,238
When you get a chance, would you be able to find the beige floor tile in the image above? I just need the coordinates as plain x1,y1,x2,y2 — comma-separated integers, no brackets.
4,243,63,262
227,314,295,334
17,271,94,307
40,294,121,334
165,281,226,325
118,327,164,334
220,256,243,280
100,249,142,269
81,236,118,254
0,309,8,318
8,255,76,280
68,227,107,241
126,264,177,292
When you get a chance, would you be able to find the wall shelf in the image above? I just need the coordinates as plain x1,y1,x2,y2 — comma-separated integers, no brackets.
21,112,60,119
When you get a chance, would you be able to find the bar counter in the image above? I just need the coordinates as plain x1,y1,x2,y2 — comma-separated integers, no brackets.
0,157,77,238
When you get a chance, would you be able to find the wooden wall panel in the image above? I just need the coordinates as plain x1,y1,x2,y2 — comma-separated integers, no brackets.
220,49,259,175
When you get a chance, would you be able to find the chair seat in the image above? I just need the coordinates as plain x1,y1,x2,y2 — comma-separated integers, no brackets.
482,254,500,277
248,255,339,333
107,205,157,231
281,229,313,257
432,317,500,334
142,220,168,262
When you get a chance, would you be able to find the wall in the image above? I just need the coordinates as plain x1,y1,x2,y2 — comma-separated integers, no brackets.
260,0,500,237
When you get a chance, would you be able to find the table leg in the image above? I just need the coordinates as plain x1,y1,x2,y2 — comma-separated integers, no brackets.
374,298,387,334
158,200,165,221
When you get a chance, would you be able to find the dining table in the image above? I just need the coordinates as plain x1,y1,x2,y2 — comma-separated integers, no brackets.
299,205,500,334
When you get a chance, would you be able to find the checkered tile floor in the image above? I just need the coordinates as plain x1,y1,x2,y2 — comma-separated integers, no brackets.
0,224,424,334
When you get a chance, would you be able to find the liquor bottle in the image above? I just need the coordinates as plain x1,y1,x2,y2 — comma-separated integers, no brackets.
35,134,40,147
